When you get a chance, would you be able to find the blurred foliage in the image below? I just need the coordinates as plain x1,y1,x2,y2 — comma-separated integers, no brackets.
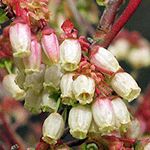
0,8,8,24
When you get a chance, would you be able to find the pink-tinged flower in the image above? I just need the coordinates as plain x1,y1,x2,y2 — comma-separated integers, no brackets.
68,105,92,139
9,23,31,58
60,39,81,71
111,72,141,102
23,37,41,73
90,47,120,74
92,97,115,133
41,32,59,64
111,98,131,129
42,113,65,144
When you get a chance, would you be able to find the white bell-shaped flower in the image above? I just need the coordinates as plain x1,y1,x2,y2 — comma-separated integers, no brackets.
109,39,130,60
92,97,116,133
2,74,25,100
60,39,81,71
111,97,131,128
127,119,142,139
44,64,63,93
128,48,150,69
9,23,31,58
60,73,76,105
68,105,92,139
41,93,57,112
24,89,42,114
90,47,120,74
42,113,65,144
111,72,141,102
72,75,95,105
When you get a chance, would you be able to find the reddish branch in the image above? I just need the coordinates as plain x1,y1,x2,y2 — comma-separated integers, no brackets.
0,112,24,149
100,0,142,48
95,0,123,40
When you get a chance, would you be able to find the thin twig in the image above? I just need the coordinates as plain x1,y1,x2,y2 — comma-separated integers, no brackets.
66,0,95,35
95,0,123,40
100,0,142,48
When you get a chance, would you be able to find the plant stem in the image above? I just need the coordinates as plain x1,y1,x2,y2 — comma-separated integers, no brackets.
95,0,123,40
0,112,24,149
100,0,142,48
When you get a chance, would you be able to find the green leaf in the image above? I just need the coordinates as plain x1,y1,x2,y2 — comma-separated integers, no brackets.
49,91,61,101
55,98,61,112
0,59,12,74
96,0,106,6
62,108,67,123
0,59,5,68
0,8,8,24
4,60,13,74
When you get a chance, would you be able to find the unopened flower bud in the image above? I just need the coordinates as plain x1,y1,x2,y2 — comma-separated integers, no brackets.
111,72,141,102
41,33,59,64
42,113,65,144
92,98,115,133
72,75,95,105
60,39,81,71
68,105,92,139
60,73,76,105
111,98,130,128
90,47,120,74
2,74,25,100
41,93,57,112
23,37,41,73
44,64,63,93
9,23,31,57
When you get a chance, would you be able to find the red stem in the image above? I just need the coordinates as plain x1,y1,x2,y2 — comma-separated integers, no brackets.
100,0,142,48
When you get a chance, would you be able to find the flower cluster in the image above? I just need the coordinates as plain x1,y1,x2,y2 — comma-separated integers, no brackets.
2,19,141,145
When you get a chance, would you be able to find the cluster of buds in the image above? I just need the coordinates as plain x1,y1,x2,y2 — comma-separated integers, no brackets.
109,30,150,69
2,20,141,145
